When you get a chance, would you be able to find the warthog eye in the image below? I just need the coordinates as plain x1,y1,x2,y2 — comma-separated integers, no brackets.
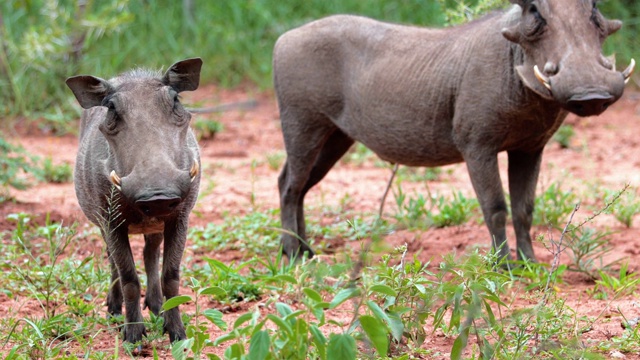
101,99,120,134
590,2,606,34
168,88,189,124
524,4,546,39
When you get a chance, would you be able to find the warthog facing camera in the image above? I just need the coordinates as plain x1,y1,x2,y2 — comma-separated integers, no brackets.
66,58,203,344
273,0,635,261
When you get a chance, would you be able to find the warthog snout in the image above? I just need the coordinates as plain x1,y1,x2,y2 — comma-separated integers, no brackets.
565,92,615,117
135,194,183,217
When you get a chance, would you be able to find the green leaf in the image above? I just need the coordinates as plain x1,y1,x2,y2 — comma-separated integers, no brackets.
214,332,238,346
368,284,397,297
203,308,228,331
276,302,293,317
366,301,403,342
234,312,255,329
205,258,231,273
451,325,470,360
224,343,245,358
310,325,327,359
359,315,388,357
266,313,292,336
248,330,271,360
274,274,297,284
327,333,357,360
329,288,361,309
386,312,404,343
171,338,194,360
303,287,323,302
200,286,227,297
162,295,191,311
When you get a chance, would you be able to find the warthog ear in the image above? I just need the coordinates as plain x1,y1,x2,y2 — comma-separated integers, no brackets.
65,76,114,109
605,19,622,36
162,58,203,93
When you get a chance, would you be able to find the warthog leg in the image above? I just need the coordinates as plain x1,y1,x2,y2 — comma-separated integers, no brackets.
464,151,511,261
160,217,187,342
105,232,123,317
143,233,164,315
507,150,542,262
107,227,146,344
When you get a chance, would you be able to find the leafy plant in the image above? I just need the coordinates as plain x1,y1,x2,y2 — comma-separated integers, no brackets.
431,191,479,228
592,262,640,300
196,258,263,304
166,278,227,359
193,118,224,141
604,187,640,228
1,217,111,358
393,186,479,229
189,210,281,256
438,0,507,25
342,143,377,166
533,181,578,228
433,250,512,359
0,137,39,201
0,0,133,122
552,124,576,149
563,226,616,277
396,166,442,182
40,157,73,183
265,151,286,171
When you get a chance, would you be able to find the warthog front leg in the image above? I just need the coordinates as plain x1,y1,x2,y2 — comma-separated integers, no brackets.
105,249,123,317
464,152,511,261
161,218,187,343
143,233,164,315
508,149,542,262
107,227,146,343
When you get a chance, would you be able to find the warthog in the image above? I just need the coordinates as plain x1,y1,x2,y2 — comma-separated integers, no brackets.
66,58,203,344
273,0,635,261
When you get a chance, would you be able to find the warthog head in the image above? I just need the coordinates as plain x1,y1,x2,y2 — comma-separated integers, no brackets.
502,0,635,117
67,59,202,220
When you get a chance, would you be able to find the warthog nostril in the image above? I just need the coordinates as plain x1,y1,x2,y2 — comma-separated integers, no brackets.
566,93,615,117
135,195,182,217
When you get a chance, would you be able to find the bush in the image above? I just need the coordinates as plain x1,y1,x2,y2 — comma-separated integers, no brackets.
1,0,636,126
0,137,39,201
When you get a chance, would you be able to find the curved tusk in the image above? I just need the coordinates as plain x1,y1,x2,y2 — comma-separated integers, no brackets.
622,58,635,84
533,65,551,90
109,170,122,191
190,157,200,181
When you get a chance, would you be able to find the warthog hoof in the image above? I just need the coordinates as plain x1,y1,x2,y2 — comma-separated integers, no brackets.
123,322,147,345
143,295,163,316
165,323,187,343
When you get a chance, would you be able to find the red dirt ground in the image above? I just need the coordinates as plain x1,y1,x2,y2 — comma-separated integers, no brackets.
1,85,640,358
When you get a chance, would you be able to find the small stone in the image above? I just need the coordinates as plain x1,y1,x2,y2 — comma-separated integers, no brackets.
610,350,626,359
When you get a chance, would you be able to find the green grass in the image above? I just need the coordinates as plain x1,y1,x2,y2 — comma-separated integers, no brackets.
3,190,640,359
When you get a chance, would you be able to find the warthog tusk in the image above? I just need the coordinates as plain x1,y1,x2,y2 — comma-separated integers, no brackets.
533,65,551,90
109,170,122,191
623,58,635,84
190,157,200,181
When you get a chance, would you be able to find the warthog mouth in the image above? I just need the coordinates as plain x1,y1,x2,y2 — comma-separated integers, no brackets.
108,157,200,190
533,58,636,92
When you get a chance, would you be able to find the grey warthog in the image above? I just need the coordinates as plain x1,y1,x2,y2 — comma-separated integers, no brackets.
273,0,635,261
66,58,203,344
